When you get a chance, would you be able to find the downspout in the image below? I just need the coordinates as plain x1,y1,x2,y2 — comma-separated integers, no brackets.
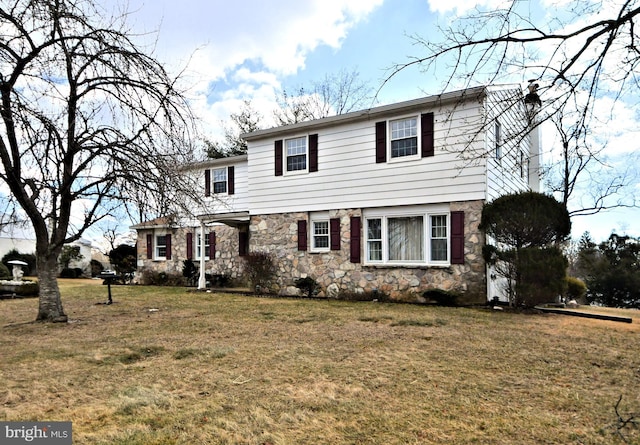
198,221,207,289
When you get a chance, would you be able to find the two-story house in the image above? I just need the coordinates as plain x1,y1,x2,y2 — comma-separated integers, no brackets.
131,155,250,286
132,84,540,303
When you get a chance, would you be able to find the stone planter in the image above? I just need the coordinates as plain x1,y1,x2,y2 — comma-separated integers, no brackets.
0,280,40,297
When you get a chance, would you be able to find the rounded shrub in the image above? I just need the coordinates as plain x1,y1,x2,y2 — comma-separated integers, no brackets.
565,276,587,302
423,289,459,306
0,263,10,279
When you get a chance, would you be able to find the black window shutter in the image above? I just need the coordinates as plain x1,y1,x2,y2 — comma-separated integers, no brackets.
350,216,361,263
330,218,340,250
450,211,465,264
165,234,172,260
204,169,211,197
209,231,216,259
186,232,193,260
421,112,434,158
309,134,318,172
239,231,248,256
297,220,307,251
375,121,386,163
227,166,235,195
146,234,153,259
275,140,283,176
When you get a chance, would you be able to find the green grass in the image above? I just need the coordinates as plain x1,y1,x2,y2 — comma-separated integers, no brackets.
0,279,638,444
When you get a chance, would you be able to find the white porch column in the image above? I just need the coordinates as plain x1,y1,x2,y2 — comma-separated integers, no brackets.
197,222,207,289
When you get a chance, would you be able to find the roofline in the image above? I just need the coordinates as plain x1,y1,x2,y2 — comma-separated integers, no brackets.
179,154,248,171
242,85,497,141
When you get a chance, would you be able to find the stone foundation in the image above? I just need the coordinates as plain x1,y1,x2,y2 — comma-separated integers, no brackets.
135,224,246,282
249,201,486,303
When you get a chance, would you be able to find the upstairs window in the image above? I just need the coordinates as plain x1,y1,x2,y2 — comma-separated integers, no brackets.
376,113,434,163
494,120,502,161
213,168,227,194
286,137,307,172
390,117,418,158
519,149,529,181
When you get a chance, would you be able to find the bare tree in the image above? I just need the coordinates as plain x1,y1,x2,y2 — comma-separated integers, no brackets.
385,0,639,215
388,1,639,122
274,68,373,125
206,100,261,158
0,0,199,322
544,110,638,216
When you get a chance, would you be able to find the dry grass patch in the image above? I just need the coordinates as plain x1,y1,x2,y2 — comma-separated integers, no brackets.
0,280,639,444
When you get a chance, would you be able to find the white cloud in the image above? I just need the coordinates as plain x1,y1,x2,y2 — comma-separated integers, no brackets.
127,0,382,78
426,0,510,15
122,0,383,141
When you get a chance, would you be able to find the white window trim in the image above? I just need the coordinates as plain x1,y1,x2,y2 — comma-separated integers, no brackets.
494,120,502,163
310,212,330,252
284,135,309,175
388,114,421,163
212,167,228,195
195,232,210,260
363,205,450,266
155,232,167,260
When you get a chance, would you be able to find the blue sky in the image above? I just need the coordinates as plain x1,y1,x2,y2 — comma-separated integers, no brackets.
122,0,640,242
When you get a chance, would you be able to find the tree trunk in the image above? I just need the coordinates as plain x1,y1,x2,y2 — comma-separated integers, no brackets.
36,254,67,323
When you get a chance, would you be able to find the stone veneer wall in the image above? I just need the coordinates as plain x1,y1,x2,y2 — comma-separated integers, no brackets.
134,224,245,282
249,200,486,303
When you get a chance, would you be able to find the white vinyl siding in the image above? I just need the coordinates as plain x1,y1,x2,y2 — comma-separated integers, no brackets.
197,158,249,215
247,87,535,215
248,102,487,214
485,88,533,201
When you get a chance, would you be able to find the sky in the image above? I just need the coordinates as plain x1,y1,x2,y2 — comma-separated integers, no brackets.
106,0,640,242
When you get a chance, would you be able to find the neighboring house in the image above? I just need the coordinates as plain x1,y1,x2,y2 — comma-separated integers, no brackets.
0,225,35,260
0,224,93,275
132,85,541,303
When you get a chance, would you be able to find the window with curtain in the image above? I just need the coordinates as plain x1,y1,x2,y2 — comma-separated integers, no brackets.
363,208,450,265
388,216,424,261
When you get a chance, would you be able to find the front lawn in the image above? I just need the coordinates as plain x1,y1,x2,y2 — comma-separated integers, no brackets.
0,281,638,444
